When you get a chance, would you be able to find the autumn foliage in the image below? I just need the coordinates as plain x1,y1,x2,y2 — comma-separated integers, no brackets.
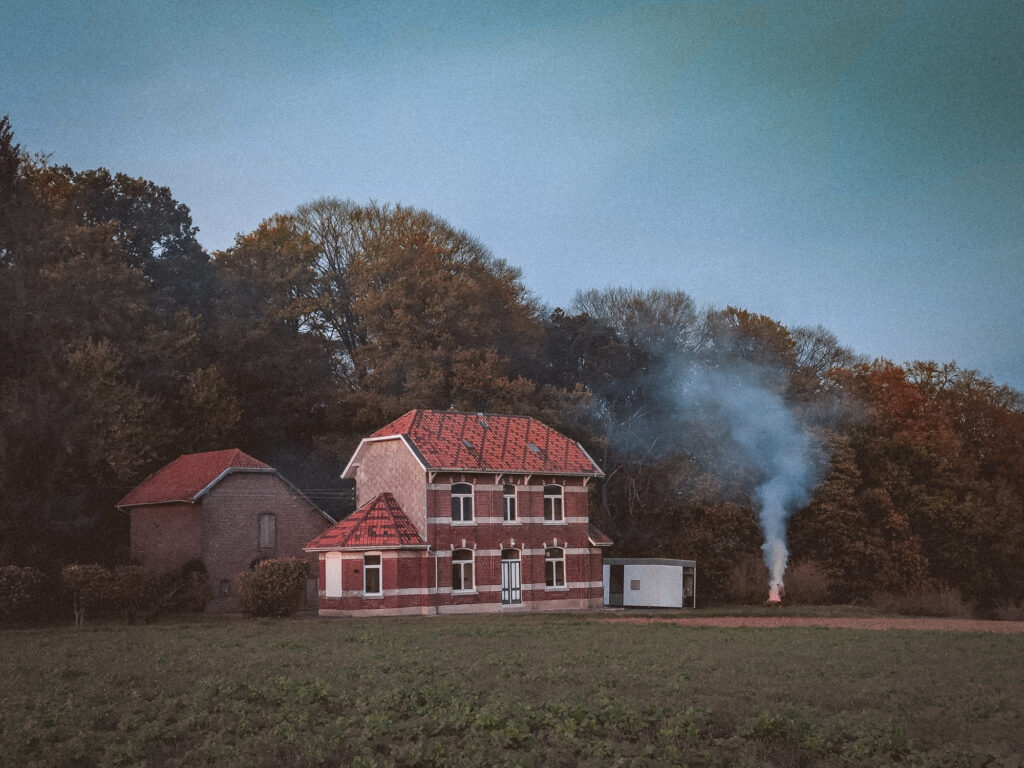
2,116,1023,613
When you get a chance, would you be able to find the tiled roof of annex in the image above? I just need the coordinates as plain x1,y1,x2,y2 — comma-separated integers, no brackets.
304,493,426,551
366,409,603,476
117,449,272,507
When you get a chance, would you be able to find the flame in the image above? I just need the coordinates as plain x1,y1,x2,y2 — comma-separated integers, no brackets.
767,582,783,603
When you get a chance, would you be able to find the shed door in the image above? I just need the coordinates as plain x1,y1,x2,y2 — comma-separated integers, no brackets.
608,564,624,607
501,550,521,605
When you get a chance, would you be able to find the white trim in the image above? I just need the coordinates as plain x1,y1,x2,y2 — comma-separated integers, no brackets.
362,552,382,596
427,515,590,525
193,467,277,502
342,434,428,479
575,440,605,477
451,547,475,592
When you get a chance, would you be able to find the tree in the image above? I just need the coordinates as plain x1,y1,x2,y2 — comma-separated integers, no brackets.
342,202,546,421
209,214,337,468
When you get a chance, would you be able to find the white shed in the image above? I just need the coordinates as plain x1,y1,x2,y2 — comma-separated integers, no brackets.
603,558,696,609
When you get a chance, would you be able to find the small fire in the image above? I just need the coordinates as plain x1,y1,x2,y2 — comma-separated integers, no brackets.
767,582,784,604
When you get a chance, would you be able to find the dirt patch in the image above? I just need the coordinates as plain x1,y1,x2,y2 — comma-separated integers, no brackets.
597,615,1024,633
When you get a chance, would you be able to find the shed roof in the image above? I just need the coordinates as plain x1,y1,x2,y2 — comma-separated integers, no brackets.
304,493,427,551
117,449,273,507
588,523,614,548
347,409,603,477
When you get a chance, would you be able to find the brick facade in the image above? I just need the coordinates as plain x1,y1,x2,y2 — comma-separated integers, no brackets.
312,463,608,616
200,473,329,610
123,454,331,611
130,502,203,574
351,438,427,538
308,410,611,617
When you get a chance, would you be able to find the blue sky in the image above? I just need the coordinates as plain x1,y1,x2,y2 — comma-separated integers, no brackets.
4,0,1023,389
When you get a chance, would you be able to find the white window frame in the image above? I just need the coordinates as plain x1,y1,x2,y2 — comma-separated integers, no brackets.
502,484,517,523
325,552,343,598
451,549,475,593
258,512,276,548
545,547,566,589
451,483,474,522
363,552,382,597
543,485,564,523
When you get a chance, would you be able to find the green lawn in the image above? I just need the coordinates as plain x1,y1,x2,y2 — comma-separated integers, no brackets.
2,613,1021,767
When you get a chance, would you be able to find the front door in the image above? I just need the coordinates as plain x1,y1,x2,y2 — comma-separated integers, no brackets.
501,550,522,605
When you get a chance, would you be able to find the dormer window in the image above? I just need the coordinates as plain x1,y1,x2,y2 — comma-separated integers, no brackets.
451,483,473,522
543,485,564,522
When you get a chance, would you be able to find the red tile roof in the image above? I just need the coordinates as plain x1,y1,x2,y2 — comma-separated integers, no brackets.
117,449,272,507
365,410,603,476
304,493,426,550
588,523,614,547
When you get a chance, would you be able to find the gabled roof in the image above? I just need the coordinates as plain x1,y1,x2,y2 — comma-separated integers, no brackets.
304,493,427,551
345,409,603,477
117,449,273,507
588,523,614,548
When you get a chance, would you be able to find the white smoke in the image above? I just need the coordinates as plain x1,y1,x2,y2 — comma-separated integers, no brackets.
677,366,823,598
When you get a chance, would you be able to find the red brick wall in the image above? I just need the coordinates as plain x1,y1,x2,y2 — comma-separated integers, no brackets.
316,473,606,616
130,503,202,573
200,472,330,602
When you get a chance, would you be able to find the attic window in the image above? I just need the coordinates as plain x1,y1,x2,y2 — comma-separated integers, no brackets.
477,414,490,430
527,442,542,454
462,439,475,451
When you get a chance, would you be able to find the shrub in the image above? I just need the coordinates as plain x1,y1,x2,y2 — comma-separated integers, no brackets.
727,555,770,604
868,586,974,618
238,558,310,617
160,560,211,613
0,565,46,623
111,566,164,624
992,600,1024,622
783,560,831,605
61,564,115,626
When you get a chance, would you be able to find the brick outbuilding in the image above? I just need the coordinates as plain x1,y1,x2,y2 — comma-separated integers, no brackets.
118,449,333,610
305,410,612,616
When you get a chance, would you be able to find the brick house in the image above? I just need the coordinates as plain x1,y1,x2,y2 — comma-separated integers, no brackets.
305,410,613,616
118,449,333,610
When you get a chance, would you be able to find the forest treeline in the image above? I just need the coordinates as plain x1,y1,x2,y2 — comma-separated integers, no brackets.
2,116,1022,609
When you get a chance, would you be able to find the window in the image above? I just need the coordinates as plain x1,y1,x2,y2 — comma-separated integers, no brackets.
543,485,563,522
545,547,565,588
363,553,382,596
258,512,276,548
452,549,474,592
451,483,473,522
503,484,517,522
325,552,342,598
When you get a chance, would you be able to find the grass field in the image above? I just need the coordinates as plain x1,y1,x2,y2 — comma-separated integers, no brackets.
2,612,1022,767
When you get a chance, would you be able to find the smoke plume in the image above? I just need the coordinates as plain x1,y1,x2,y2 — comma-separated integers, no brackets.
676,365,824,599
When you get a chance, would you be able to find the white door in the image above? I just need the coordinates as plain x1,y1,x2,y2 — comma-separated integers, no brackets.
501,550,521,605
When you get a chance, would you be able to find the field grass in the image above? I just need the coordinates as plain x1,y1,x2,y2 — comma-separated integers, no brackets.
2,612,1022,767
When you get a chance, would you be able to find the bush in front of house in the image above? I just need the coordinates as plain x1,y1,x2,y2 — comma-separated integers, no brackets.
238,558,310,618
0,565,48,623
160,559,211,613
61,564,115,626
111,565,166,624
